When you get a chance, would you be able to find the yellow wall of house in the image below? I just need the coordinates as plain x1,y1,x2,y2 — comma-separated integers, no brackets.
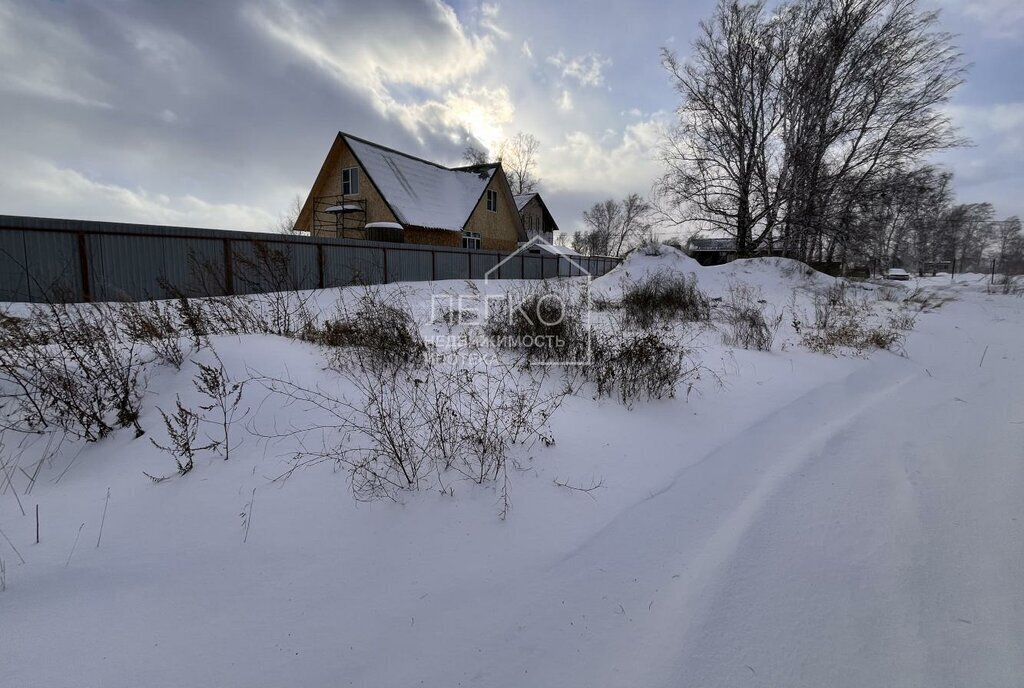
296,136,397,238
463,171,524,251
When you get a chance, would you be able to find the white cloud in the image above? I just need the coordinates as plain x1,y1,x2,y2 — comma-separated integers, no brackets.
479,2,510,40
521,39,533,60
0,3,113,109
946,102,1024,150
0,156,277,230
390,85,515,153
546,51,611,87
544,115,667,195
557,89,574,112
245,0,512,154
961,0,1024,37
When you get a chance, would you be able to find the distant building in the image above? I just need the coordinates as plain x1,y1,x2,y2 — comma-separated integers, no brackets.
513,193,559,244
686,237,739,265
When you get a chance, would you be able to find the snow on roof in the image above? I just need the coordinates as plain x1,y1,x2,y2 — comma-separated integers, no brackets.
688,237,736,252
513,193,536,211
344,135,496,232
365,222,403,230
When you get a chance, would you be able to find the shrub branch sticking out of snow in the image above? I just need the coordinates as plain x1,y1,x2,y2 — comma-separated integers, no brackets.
193,353,249,461
619,270,711,329
147,396,216,479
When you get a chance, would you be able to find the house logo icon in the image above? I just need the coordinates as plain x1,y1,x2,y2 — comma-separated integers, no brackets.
484,235,592,283
481,235,594,366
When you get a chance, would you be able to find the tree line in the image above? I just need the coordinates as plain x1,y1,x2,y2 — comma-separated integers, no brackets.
642,0,1020,273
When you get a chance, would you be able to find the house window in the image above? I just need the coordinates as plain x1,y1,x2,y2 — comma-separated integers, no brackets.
342,167,359,195
486,189,497,212
462,231,481,249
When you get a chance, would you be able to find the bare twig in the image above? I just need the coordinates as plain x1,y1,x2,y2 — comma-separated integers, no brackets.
0,525,26,565
65,522,85,568
96,487,110,548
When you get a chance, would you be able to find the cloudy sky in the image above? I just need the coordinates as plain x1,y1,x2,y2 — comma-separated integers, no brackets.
0,0,1021,236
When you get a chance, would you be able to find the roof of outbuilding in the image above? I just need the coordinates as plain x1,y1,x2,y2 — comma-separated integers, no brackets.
688,237,737,252
342,133,497,233
513,193,537,211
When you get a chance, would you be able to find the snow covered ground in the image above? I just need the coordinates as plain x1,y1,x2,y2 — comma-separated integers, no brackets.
2,254,1022,687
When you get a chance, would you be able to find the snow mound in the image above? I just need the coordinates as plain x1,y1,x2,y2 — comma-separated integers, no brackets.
592,247,834,303
699,256,836,297
591,245,702,299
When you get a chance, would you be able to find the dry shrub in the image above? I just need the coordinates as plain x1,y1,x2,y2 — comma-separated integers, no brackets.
795,283,912,354
300,288,426,366
484,281,589,362
0,302,149,441
584,324,697,407
620,270,710,329
719,285,783,351
259,343,567,518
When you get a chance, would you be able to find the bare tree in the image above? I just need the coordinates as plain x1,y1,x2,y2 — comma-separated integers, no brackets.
656,0,786,256
776,0,966,260
497,132,541,195
995,216,1023,275
275,193,304,234
658,0,966,262
462,144,489,166
575,195,655,256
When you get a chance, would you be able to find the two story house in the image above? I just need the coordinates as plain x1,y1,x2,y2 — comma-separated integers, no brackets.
294,132,527,251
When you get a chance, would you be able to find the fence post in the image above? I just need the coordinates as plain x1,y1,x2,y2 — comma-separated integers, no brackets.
77,233,92,302
317,244,325,289
432,250,437,281
467,251,472,280
382,247,388,284
223,239,234,295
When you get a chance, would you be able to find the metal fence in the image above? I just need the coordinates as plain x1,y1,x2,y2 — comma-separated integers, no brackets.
0,215,621,303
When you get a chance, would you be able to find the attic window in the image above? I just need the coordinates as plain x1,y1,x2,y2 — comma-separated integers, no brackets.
462,231,481,250
486,189,497,212
342,167,359,195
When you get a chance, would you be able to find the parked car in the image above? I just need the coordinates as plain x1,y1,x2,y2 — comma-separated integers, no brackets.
884,267,911,281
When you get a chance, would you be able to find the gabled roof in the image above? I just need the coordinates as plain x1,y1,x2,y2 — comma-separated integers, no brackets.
513,193,537,211
343,133,497,232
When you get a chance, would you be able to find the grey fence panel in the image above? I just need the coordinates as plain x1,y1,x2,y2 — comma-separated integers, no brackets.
176,238,230,297
434,251,470,281
0,216,621,303
523,255,543,279
26,231,82,301
542,256,558,279
231,240,318,295
1,230,82,302
323,245,384,287
387,248,433,283
0,230,29,302
470,253,500,280
497,255,523,280
89,233,167,301
90,233,225,301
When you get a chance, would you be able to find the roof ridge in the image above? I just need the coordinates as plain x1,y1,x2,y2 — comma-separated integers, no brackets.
340,131,496,173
